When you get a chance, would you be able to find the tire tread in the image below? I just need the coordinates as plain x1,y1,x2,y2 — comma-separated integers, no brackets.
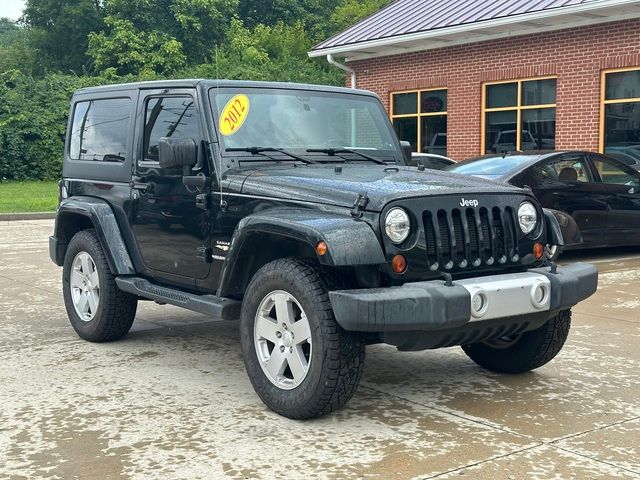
241,258,365,419
461,310,571,374
63,229,137,342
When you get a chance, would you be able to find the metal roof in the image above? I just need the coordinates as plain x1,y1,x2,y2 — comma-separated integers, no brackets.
310,0,640,60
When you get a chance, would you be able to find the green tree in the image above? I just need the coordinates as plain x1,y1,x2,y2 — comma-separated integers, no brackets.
87,16,186,75
190,18,340,85
101,0,237,65
237,0,342,40
22,0,105,72
0,18,39,75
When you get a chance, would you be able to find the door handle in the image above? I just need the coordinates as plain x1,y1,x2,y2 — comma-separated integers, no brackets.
130,180,149,190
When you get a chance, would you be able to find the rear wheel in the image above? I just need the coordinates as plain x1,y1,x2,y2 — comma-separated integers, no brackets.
62,229,137,342
240,258,365,419
461,310,571,373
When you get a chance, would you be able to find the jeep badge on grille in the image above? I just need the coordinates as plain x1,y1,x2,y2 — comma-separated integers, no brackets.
460,198,479,207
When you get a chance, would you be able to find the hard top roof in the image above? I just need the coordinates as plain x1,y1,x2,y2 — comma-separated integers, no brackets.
73,79,377,98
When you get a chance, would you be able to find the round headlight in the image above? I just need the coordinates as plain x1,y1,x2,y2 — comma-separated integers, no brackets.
518,202,538,234
385,208,411,244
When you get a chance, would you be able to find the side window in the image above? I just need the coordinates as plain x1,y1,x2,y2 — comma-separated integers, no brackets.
143,96,200,162
69,98,131,162
591,157,640,188
542,156,592,183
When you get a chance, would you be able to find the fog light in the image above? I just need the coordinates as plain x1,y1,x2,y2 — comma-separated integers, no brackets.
470,289,489,318
391,254,407,274
530,281,549,309
315,241,328,256
533,242,544,260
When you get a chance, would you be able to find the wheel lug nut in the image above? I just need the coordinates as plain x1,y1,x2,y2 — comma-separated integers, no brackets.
276,331,282,338
282,324,287,330
280,346,285,353
289,347,293,353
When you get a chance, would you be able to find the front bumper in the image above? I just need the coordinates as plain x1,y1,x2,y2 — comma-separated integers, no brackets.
329,263,598,332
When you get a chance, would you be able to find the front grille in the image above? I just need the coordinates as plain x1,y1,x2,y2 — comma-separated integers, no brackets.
423,206,519,271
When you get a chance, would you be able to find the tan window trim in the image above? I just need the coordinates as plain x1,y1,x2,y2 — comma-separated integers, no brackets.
599,67,640,153
481,76,557,155
390,87,447,153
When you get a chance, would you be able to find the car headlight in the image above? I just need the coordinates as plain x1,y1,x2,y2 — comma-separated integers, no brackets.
518,202,537,234
385,207,411,244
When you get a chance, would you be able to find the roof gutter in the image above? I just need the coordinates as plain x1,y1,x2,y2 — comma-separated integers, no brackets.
310,0,640,58
326,54,356,88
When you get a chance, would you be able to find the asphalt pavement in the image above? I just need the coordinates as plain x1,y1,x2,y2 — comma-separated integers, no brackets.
1,219,639,479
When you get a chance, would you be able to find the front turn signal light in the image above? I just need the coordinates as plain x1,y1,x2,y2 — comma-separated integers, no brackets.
315,241,328,256
391,254,407,274
533,242,544,260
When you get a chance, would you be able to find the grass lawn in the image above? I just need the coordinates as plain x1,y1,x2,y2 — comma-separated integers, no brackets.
0,181,58,213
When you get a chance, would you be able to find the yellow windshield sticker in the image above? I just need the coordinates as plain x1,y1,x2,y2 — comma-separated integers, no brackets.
219,94,250,136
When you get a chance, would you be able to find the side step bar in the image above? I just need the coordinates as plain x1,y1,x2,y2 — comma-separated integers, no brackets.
115,277,241,320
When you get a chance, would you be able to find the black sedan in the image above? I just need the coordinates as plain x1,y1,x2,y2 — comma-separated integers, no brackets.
446,151,640,249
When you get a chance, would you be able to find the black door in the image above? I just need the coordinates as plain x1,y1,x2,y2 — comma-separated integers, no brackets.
517,153,607,246
130,89,211,284
588,154,640,246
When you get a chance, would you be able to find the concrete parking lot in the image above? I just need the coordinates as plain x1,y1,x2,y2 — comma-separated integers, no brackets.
1,219,639,480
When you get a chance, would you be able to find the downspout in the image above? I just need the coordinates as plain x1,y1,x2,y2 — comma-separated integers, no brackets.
327,54,356,89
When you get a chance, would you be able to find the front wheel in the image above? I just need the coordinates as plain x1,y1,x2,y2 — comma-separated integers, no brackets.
240,258,365,419
62,229,137,342
461,310,571,373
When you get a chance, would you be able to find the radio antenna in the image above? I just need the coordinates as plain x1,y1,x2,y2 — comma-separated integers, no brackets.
215,45,226,211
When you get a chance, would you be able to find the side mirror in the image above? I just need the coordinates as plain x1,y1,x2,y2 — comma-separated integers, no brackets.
399,141,412,165
158,137,197,170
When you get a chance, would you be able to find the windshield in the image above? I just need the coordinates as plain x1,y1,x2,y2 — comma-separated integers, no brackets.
210,88,400,161
445,155,536,176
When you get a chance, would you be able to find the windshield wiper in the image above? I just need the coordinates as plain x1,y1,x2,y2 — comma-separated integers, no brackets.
306,148,386,165
226,147,315,164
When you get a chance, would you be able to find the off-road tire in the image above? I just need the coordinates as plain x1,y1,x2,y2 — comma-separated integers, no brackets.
461,310,571,373
240,258,366,419
62,229,137,342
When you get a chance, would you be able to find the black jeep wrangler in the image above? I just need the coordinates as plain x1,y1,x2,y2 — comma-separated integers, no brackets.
50,80,598,419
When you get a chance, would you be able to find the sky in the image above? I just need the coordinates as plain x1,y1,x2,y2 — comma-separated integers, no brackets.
0,0,26,21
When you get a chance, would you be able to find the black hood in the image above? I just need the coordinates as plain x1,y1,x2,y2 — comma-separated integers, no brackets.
234,164,524,211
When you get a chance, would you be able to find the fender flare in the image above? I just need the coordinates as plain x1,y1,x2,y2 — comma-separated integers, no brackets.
217,208,385,297
543,208,582,247
51,197,135,275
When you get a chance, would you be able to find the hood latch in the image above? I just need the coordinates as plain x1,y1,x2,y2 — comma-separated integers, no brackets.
351,192,369,219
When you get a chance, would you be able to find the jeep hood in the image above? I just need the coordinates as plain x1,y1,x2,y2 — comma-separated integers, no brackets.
235,164,524,212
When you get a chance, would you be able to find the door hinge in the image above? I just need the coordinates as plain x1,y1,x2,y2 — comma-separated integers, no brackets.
195,193,211,210
197,246,213,263
351,192,369,219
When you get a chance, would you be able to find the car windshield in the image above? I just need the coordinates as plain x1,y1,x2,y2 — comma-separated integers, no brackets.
445,155,536,176
210,88,400,161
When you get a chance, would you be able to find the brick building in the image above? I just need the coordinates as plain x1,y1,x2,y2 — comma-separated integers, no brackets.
309,0,640,162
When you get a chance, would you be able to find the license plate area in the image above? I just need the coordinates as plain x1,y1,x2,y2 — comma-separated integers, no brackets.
455,272,551,322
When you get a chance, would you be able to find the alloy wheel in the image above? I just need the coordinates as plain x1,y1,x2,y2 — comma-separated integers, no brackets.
70,251,100,322
254,290,312,390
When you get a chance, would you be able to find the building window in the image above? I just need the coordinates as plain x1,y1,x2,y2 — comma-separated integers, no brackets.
482,78,556,154
601,68,640,162
391,89,447,156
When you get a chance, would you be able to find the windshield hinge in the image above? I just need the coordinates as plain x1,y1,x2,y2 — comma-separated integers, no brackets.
351,192,369,219
195,193,210,210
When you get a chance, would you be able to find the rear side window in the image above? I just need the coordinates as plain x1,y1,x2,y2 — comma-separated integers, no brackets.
69,98,131,162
